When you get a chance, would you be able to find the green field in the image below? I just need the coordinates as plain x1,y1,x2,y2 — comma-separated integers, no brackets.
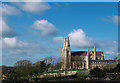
46,69,89,76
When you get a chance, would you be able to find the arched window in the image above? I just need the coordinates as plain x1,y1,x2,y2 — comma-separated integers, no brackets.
81,63,82,68
84,63,86,69
96,57,98,60
90,54,93,60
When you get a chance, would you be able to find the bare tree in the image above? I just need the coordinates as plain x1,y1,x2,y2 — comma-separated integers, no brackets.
44,56,56,71
54,57,62,70
14,60,33,76
33,60,48,74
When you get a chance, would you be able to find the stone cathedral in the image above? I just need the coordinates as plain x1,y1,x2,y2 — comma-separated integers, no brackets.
61,35,118,70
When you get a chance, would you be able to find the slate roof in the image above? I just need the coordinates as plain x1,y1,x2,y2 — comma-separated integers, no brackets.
71,51,103,56
96,51,103,56
71,51,87,56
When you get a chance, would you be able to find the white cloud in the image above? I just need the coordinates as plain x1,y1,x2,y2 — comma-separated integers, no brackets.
105,51,115,55
53,37,64,43
2,4,21,16
1,3,51,38
69,29,94,48
0,2,51,38
2,37,52,65
2,37,48,55
31,20,58,36
68,29,118,58
3,37,17,47
17,2,50,14
102,15,119,25
54,28,118,59
0,19,17,38
2,37,29,50
94,39,118,59
0,4,19,38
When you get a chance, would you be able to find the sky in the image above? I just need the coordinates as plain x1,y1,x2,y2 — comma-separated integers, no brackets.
1,2,119,66
1,0,120,2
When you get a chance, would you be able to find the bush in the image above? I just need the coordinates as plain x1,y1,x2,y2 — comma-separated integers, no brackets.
90,66,105,77
114,75,120,80
74,72,86,80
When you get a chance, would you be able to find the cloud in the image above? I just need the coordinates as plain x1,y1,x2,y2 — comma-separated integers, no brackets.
0,4,19,38
1,2,51,38
69,29,118,58
16,2,50,14
2,37,51,55
95,40,117,49
1,19,17,38
95,40,118,58
69,29,95,48
3,37,17,47
31,20,58,36
102,15,119,25
0,3,53,65
54,28,118,59
2,37,58,65
105,51,115,55
2,4,21,16
53,37,64,43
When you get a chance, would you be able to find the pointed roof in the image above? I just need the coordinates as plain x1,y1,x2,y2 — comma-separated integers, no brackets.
66,34,70,47
63,35,66,48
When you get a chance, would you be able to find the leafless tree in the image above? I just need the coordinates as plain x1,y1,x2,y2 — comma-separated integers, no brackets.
14,60,33,76
54,57,62,70
44,56,56,71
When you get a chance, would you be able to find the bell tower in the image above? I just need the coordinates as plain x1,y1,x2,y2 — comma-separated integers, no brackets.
62,34,71,70
66,34,71,69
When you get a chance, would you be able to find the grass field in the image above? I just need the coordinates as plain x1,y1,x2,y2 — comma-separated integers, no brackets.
46,69,89,76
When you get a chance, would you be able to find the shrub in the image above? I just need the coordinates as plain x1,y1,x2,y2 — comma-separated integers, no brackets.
114,75,120,80
74,72,86,81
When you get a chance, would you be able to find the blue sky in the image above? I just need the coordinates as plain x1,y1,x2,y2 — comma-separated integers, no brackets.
1,2,118,66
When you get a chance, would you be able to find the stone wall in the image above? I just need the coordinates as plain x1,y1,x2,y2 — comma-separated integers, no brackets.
38,71,77,78
91,61,117,69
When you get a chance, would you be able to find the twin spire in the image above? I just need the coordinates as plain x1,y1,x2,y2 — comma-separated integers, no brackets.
63,34,70,48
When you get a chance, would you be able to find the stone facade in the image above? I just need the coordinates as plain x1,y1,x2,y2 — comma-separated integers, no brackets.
61,35,118,70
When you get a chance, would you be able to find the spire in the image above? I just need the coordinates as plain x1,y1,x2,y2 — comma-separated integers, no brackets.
66,34,70,47
64,34,66,41
94,46,96,51
63,35,66,48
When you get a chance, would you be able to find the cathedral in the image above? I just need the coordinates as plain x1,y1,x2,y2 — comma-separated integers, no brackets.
61,34,118,70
